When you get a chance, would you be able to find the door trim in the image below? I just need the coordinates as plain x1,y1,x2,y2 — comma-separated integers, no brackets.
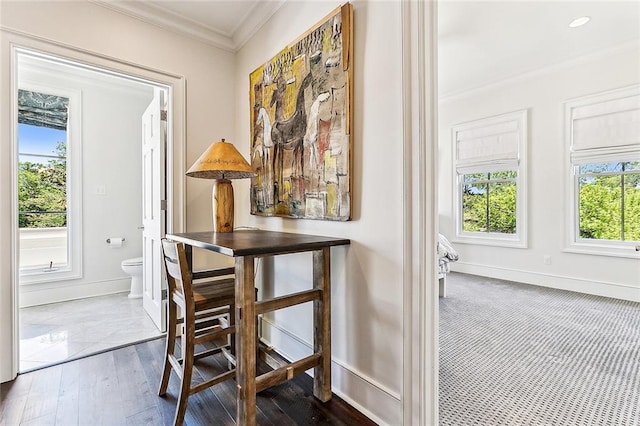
401,1,439,424
1,30,186,382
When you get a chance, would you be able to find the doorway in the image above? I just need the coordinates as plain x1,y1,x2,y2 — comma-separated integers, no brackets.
14,49,170,372
436,2,640,424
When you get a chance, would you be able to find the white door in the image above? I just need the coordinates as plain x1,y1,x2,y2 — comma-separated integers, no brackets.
142,88,166,332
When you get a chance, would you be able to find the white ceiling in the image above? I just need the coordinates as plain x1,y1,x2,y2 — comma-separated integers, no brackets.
438,1,640,97
142,0,262,36
91,0,640,95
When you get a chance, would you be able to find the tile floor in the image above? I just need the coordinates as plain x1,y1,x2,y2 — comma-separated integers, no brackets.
19,292,163,372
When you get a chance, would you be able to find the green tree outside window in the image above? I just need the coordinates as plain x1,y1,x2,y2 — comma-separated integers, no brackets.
578,161,640,242
18,141,67,228
462,170,517,234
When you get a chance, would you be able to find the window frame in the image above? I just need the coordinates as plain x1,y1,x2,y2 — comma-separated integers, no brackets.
17,82,83,284
565,84,640,258
452,109,528,248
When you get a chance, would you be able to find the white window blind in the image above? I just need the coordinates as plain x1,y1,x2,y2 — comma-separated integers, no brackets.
454,110,526,175
567,85,640,164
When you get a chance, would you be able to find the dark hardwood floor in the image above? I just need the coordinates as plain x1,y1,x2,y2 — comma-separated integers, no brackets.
0,337,376,425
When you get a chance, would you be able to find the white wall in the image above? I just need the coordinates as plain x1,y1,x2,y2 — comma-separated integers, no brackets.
236,1,405,424
439,42,640,301
18,59,153,307
1,0,235,382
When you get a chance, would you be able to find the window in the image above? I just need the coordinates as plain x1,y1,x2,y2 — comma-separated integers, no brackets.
566,85,640,257
577,162,640,242
462,170,518,234
453,110,527,247
18,85,82,283
18,123,68,268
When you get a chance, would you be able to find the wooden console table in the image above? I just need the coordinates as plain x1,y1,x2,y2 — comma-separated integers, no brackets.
165,230,350,425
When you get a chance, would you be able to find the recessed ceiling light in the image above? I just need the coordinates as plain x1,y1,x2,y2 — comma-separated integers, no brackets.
569,16,591,28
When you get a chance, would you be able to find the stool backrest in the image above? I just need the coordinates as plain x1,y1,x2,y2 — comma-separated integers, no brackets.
161,239,193,301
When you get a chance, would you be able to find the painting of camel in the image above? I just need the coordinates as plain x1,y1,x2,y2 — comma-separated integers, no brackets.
249,3,353,221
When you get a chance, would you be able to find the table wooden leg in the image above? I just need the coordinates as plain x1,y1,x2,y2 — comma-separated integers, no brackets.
235,255,257,426
313,247,332,402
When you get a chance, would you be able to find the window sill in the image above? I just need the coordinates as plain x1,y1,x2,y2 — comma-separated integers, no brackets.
453,233,527,249
563,243,640,259
19,268,82,285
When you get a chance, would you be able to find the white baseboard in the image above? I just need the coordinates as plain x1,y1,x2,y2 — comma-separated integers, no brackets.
19,277,131,307
451,262,640,302
260,317,401,426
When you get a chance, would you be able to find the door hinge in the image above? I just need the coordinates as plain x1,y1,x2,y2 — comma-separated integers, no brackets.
160,200,167,211
162,289,168,300
160,110,167,122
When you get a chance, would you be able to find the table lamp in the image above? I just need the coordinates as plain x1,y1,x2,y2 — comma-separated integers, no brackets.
186,139,256,232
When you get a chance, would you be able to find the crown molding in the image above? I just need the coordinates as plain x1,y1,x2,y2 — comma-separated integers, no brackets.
89,0,234,51
89,0,284,52
232,0,285,51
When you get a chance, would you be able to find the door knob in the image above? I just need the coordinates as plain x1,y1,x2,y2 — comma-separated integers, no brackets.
138,226,145,230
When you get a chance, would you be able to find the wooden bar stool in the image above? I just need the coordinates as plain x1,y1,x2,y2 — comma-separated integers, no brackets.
159,239,236,426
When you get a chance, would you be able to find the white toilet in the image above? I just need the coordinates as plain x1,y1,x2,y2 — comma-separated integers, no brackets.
121,257,143,299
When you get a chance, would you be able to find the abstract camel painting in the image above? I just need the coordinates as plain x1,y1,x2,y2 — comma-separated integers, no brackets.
249,3,353,221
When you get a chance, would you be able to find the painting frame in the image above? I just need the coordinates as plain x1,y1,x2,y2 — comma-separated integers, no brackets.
249,3,353,221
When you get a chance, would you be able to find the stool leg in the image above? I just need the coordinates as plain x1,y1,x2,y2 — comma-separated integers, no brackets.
255,288,259,377
229,303,236,357
174,323,195,426
159,298,177,396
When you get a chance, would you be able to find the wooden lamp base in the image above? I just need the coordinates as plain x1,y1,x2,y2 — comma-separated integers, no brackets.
212,179,234,232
